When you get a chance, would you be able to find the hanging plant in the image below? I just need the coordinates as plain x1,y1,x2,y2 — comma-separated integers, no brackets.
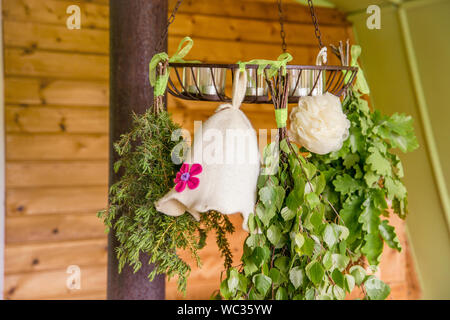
98,36,236,293
216,46,418,300
308,89,418,265
98,109,235,293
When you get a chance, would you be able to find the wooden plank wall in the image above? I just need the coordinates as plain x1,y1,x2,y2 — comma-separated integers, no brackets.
2,0,420,299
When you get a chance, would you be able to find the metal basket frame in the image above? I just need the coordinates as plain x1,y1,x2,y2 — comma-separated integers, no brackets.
167,62,358,104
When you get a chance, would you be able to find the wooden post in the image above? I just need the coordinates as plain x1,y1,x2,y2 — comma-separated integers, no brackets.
108,0,168,300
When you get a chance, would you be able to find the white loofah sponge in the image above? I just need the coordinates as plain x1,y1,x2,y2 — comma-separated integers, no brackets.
289,92,350,155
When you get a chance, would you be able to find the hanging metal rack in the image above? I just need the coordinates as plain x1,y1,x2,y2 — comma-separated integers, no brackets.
167,63,357,103
162,0,358,104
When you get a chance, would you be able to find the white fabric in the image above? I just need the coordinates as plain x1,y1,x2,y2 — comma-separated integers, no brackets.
155,70,260,231
289,92,350,155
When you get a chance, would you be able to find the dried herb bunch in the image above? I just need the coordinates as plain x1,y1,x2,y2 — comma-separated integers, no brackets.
98,110,234,293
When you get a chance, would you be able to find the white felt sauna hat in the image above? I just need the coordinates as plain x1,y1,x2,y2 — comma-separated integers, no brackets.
155,70,260,230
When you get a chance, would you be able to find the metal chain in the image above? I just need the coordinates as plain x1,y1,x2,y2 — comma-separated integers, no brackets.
277,0,287,53
307,0,324,49
156,0,184,52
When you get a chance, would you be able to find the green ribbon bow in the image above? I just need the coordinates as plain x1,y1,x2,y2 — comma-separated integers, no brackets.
238,53,293,79
345,45,370,95
237,53,293,128
148,36,200,97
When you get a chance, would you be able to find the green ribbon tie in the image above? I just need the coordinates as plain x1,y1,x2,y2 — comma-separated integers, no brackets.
344,45,370,95
275,108,288,128
149,36,200,97
238,53,293,79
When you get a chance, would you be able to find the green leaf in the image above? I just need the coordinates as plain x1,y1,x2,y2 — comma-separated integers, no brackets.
333,285,346,300
357,94,371,114
269,268,282,285
372,188,388,210
275,287,288,300
274,256,289,274
280,139,290,154
259,186,275,207
333,223,349,241
384,177,407,201
364,276,391,300
359,197,381,234
349,265,366,286
306,208,324,231
246,233,265,248
385,113,413,135
353,164,363,179
323,224,338,248
247,213,256,233
289,266,305,289
289,154,302,179
305,288,316,300
376,113,419,153
372,138,388,154
253,274,272,297
344,274,356,293
248,287,264,300
251,246,271,267
281,206,295,221
361,234,383,265
394,157,404,178
331,269,345,288
333,174,363,194
238,274,249,292
311,235,323,257
293,232,305,249
255,202,275,227
304,162,317,180
348,127,365,153
306,260,325,285
257,174,269,189
220,279,231,299
325,284,334,297
243,259,258,276
318,294,333,300
298,236,315,257
339,241,347,255
331,253,350,271
322,251,333,270
305,192,320,209
286,184,304,211
343,154,360,169
366,147,392,177
227,269,239,294
312,173,326,194
364,171,380,187
242,256,258,276
274,186,286,210
379,220,402,251
340,196,364,244
267,225,284,247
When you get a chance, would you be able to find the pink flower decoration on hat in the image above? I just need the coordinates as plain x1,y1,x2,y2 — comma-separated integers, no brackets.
174,163,202,193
